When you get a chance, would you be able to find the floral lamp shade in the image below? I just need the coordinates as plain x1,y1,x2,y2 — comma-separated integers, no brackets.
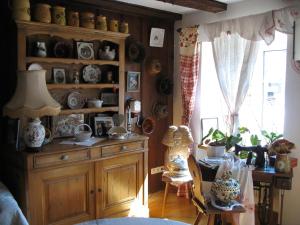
3,70,61,119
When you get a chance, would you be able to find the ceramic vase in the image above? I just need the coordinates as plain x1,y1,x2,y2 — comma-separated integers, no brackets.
275,153,291,173
23,118,45,149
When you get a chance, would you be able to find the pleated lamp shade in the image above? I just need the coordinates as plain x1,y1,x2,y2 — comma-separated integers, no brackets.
3,70,61,119
162,125,194,147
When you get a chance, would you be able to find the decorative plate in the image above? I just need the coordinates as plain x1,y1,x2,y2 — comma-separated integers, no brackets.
67,91,85,109
77,42,94,60
82,65,101,83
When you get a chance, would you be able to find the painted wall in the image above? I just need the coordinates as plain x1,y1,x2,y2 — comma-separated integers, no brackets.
173,0,300,224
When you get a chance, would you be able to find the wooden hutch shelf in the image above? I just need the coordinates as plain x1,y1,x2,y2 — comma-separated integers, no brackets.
59,107,119,115
47,83,119,90
26,57,120,66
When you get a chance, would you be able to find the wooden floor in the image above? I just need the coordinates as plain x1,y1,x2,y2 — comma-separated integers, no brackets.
149,190,196,224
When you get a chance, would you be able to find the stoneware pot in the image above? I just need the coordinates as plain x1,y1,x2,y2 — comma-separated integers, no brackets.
67,11,79,27
23,118,45,149
10,0,31,21
33,3,51,23
275,153,291,173
80,12,95,29
211,171,240,204
96,15,107,31
120,21,129,33
109,19,119,32
52,6,66,25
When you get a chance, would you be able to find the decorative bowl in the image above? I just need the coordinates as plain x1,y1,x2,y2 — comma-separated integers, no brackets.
107,126,128,139
87,99,103,108
74,124,92,142
211,171,240,204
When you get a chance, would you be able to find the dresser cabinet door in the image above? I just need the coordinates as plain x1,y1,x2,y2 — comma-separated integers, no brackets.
28,163,95,225
96,153,144,217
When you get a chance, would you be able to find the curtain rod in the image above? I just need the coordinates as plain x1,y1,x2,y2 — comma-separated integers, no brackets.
176,25,199,33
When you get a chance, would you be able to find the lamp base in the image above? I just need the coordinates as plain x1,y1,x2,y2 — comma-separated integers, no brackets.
23,118,45,150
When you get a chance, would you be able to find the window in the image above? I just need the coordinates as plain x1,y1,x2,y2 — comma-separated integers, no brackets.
199,32,287,143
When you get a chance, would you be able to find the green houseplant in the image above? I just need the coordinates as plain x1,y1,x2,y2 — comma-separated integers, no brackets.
200,128,243,157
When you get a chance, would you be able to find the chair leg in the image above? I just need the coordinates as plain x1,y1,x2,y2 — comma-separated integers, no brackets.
194,211,203,225
207,214,215,225
161,182,169,217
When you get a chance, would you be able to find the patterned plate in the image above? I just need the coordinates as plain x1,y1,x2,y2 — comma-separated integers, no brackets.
67,91,85,109
82,65,101,83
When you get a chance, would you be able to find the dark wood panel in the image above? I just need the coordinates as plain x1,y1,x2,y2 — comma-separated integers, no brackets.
157,0,227,13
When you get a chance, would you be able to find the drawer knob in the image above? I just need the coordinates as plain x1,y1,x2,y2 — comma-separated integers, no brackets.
121,146,127,151
98,188,102,192
60,155,69,161
90,190,94,194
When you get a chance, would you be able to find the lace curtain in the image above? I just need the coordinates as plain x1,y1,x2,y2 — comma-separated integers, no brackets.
196,6,299,134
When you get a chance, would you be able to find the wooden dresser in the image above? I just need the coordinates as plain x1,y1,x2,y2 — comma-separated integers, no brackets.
2,135,148,225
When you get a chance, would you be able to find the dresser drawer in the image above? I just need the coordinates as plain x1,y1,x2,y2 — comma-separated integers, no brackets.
33,149,90,168
101,141,144,157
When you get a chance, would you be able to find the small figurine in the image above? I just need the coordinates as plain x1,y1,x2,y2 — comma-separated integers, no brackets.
73,70,79,84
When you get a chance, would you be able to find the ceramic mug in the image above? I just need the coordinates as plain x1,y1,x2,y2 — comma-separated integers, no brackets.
67,11,79,27
33,3,51,23
96,15,107,31
109,19,119,32
52,6,66,25
80,12,95,29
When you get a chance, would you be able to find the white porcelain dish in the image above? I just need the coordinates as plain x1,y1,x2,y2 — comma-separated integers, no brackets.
82,65,101,83
67,91,85,109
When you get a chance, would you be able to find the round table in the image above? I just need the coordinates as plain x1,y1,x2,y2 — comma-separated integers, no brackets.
76,217,189,225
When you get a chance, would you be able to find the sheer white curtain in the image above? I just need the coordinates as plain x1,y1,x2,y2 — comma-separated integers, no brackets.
211,33,260,134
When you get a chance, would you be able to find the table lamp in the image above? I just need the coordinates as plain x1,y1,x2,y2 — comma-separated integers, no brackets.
3,70,61,150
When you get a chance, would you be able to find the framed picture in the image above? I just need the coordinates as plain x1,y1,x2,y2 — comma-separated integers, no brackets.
52,114,84,138
126,71,140,92
94,116,114,136
76,41,94,60
53,68,66,84
149,28,165,47
100,92,118,106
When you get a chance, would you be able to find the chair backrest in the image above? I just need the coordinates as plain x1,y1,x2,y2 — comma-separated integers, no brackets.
187,154,206,209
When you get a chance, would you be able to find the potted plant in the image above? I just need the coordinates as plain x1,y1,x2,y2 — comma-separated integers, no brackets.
200,128,242,157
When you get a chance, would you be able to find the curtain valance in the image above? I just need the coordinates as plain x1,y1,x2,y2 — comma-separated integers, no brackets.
199,6,300,45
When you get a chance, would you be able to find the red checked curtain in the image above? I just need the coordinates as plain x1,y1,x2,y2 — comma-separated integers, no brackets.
179,27,200,126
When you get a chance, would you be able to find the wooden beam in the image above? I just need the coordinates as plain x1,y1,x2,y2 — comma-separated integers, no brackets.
62,0,182,21
157,0,227,13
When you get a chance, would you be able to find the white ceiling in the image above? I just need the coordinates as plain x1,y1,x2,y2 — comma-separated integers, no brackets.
115,0,246,14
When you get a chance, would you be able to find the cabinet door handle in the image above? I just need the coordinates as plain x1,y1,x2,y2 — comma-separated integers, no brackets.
90,190,94,194
121,146,127,151
98,188,102,192
60,155,69,161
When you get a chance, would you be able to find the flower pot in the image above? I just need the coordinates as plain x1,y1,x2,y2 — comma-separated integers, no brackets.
207,145,225,157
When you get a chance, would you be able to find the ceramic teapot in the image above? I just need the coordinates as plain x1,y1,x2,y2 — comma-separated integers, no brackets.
211,170,240,205
98,46,116,60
